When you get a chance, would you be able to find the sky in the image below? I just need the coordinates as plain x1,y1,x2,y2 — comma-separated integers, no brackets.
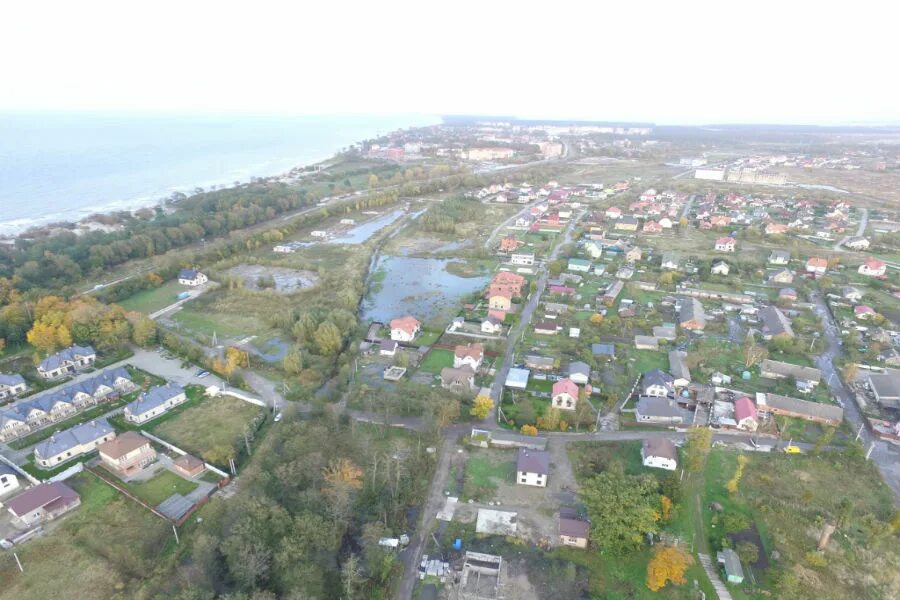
2,1,897,125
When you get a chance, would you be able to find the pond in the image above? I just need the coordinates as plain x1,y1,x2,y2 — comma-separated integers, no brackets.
362,256,490,324
328,209,405,244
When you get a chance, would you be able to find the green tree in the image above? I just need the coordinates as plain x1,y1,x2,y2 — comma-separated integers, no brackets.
581,470,661,554
313,321,342,356
131,316,158,347
283,345,304,374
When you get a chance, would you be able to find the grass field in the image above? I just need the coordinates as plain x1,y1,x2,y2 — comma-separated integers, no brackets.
172,307,268,339
117,280,188,314
0,473,171,600
462,452,514,501
152,394,263,459
122,470,199,506
418,348,454,373
628,349,669,373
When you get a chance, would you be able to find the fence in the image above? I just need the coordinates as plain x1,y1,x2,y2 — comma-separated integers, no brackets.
47,462,84,483
139,430,229,478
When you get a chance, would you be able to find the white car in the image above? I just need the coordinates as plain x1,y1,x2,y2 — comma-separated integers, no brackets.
274,413,283,423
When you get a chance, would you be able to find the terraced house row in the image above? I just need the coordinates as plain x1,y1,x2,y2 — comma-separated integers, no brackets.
0,367,135,442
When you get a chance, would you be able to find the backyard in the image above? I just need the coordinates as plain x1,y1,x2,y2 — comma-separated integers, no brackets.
117,469,200,506
462,452,515,501
417,348,454,374
117,280,190,314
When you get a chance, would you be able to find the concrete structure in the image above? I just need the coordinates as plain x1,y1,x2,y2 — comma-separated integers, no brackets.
516,448,549,487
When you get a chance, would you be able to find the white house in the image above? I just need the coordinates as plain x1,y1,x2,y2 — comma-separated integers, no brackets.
454,344,484,371
124,383,187,424
715,237,736,252
37,345,96,380
642,369,674,397
33,419,116,468
389,316,421,342
481,316,503,334
516,449,549,487
844,236,870,250
510,253,535,266
641,438,677,470
858,258,886,277
0,373,27,400
551,378,579,411
0,464,21,496
178,268,208,286
711,261,730,276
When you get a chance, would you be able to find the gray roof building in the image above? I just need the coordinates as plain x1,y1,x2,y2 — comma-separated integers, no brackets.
0,373,25,387
568,361,591,381
33,419,114,462
591,343,616,357
636,396,683,421
678,297,706,329
38,345,96,373
760,360,821,383
868,371,900,409
668,351,691,384
125,383,186,419
516,448,550,476
759,305,794,338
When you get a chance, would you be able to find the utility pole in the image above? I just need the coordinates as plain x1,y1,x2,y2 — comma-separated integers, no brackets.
13,552,23,573
855,424,864,442
865,442,875,460
172,525,180,545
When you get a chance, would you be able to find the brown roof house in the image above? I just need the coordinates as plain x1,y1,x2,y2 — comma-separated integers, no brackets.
173,454,207,479
454,344,484,371
558,507,590,548
7,481,81,527
440,366,475,393
98,431,157,477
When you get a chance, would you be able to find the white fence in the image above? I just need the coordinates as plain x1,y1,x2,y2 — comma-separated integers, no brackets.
139,430,229,478
47,462,84,483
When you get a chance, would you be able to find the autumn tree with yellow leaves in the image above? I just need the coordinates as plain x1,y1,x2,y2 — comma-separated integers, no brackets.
646,545,693,592
470,395,493,420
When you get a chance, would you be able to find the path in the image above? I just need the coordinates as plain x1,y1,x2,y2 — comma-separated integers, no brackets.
688,471,731,600
832,207,868,251
483,198,543,250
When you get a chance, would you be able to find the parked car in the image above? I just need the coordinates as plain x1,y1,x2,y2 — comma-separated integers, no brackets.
196,370,210,379
274,412,283,423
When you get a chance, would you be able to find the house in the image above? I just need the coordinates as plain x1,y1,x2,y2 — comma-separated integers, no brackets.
844,236,870,250
854,305,876,320
636,396,683,424
634,335,659,351
0,464,21,496
525,355,555,371
440,366,475,393
173,454,207,478
858,258,886,277
867,372,900,409
488,289,512,311
710,215,732,228
568,361,590,385
499,235,521,252
842,286,863,302
642,220,663,234
717,549,745,584
605,206,622,219
583,241,603,259
510,253,535,266
758,393,843,425
805,257,828,276
534,321,559,335
715,237,736,252
778,287,798,302
491,272,526,297
0,373,27,400
668,351,691,387
124,383,187,424
516,448,550,487
765,222,788,235
178,268,208,286
591,343,615,359
758,305,794,339
678,297,706,331
643,369,675,397
34,419,115,468
567,258,591,272
379,340,398,356
768,268,794,284
389,316,421,342
661,252,680,270
551,378,579,410
641,438,678,470
769,250,790,265
454,344,484,370
558,510,590,548
711,261,730,276
6,481,81,527
734,396,758,432
481,316,503,334
625,246,643,262
615,266,635,280
505,368,530,390
615,216,639,231
98,431,157,476
37,345,96,380
0,409,30,442
601,280,624,305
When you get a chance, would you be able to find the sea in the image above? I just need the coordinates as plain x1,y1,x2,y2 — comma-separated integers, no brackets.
0,112,439,236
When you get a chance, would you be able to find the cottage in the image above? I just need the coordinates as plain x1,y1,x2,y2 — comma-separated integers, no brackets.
758,305,794,339
854,305,876,320
625,246,643,262
805,257,828,276
711,261,730,276
481,316,503,334
0,373,27,400
568,361,590,385
525,355,555,371
643,369,675,397
768,268,794,284
7,481,81,527
440,366,475,393
605,206,622,219
635,396,683,424
678,297,706,331
634,335,659,351
641,438,678,470
34,419,115,468
717,549,745,584
734,396,758,432
454,344,484,370
558,509,590,548
858,258,886,277
668,351,691,387
715,237,736,252
769,250,791,265
173,454,207,478
516,448,550,487
178,268,208,286
551,378,579,410
124,383,187,424
534,321,559,335
98,431,157,476
389,316,421,342
37,345,96,380
842,286,863,302
0,464,21,496
615,216,639,231
510,252,535,266
488,289,512,311
567,258,591,272
661,252,680,270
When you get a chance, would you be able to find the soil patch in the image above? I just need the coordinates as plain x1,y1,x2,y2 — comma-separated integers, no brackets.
225,264,319,293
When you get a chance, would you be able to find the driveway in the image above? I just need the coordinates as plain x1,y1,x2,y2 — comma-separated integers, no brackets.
125,349,225,388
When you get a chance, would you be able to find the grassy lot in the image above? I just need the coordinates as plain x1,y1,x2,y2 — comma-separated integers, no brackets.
117,280,188,314
628,348,669,373
172,306,268,339
108,385,206,432
462,452,515,501
701,449,899,600
418,348,454,373
118,469,199,506
416,330,443,346
0,472,171,600
151,394,263,460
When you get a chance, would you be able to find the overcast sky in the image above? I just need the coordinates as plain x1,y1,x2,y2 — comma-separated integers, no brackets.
2,1,896,125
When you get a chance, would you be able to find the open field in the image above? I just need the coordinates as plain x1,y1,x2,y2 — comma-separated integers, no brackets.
0,473,171,600
171,305,270,339
152,394,263,459
462,452,515,501
117,280,188,314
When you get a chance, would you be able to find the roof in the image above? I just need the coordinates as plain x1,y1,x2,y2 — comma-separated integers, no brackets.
34,419,114,460
868,372,900,405
173,454,205,471
568,258,591,267
668,351,691,382
525,354,554,368
389,315,420,334
7,481,79,517
39,345,96,372
644,369,674,390
734,396,757,422
380,339,398,351
716,236,736,245
770,249,790,260
759,305,794,338
516,448,550,475
440,366,474,385
636,396,681,418
179,268,200,279
125,383,185,418
553,378,579,398
558,517,590,539
863,258,886,269
717,549,745,579
505,368,530,388
0,373,25,387
492,271,526,286
569,361,590,377
534,320,558,332
592,343,615,356
454,344,484,361
761,393,844,422
760,359,821,382
0,463,18,478
806,257,828,268
643,437,677,461
679,297,706,326
98,431,150,460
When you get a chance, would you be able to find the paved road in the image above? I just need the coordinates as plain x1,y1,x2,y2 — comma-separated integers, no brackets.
681,194,696,219
483,198,544,251
832,207,869,251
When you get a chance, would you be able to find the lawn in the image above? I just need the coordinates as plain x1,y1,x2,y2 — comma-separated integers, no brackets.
416,330,443,346
117,280,188,314
0,472,171,600
629,349,669,373
462,452,515,501
418,348,454,374
172,307,268,339
151,394,263,460
120,470,199,506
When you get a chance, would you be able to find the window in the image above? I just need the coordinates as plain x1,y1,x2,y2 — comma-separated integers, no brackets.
520,478,527,483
